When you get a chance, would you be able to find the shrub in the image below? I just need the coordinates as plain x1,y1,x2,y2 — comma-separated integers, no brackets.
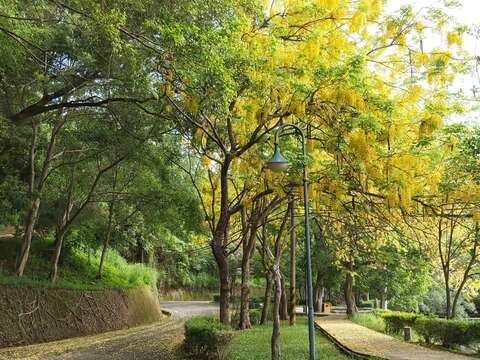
380,311,420,334
249,309,262,325
249,297,263,309
413,318,443,344
230,308,263,327
184,316,234,359
188,273,218,290
213,294,220,302
359,300,375,309
414,318,480,348
372,309,389,317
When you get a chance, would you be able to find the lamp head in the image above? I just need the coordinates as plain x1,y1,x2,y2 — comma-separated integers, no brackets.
266,143,289,172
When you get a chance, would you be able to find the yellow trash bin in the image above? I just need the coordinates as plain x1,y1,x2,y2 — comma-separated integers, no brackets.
322,303,332,313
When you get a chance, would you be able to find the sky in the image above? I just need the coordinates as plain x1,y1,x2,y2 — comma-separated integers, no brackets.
386,0,480,125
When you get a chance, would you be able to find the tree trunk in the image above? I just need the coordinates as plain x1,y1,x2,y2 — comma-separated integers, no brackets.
289,196,296,325
380,286,388,310
239,204,261,330
450,225,479,319
239,253,252,329
15,199,41,276
212,160,232,325
269,203,290,360
239,195,280,328
438,215,453,319
271,264,282,360
98,199,115,278
279,272,288,320
49,158,121,282
315,286,325,313
213,240,231,324
314,272,324,313
355,291,361,306
50,191,73,283
51,155,122,282
344,262,357,315
98,170,118,278
444,271,451,318
50,227,68,282
137,238,145,263
261,270,273,325
218,258,231,325
28,121,37,194
15,121,61,276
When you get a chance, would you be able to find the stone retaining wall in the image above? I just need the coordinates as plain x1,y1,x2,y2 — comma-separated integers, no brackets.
0,285,163,347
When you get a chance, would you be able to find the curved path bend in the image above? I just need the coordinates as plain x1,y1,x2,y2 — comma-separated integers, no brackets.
316,314,476,360
0,301,218,360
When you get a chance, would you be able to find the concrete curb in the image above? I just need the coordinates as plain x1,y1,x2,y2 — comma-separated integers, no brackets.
315,322,388,360
161,309,173,316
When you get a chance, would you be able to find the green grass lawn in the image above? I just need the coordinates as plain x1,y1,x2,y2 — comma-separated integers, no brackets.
226,318,354,360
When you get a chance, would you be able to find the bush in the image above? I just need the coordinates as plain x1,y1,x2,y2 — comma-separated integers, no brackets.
184,316,234,359
372,309,389,317
249,297,263,309
359,300,375,309
213,294,220,302
380,311,420,334
249,309,262,325
413,318,442,344
414,318,480,348
230,308,264,327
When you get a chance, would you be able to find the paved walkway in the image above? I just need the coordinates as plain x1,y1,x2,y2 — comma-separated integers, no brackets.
161,300,219,318
316,314,476,360
0,301,218,360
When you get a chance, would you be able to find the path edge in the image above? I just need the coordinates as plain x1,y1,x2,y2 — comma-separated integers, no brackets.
315,322,388,360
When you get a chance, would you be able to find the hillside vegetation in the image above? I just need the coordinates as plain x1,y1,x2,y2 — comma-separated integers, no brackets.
0,236,158,290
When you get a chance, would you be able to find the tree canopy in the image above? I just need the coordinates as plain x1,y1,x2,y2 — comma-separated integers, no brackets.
0,3,479,356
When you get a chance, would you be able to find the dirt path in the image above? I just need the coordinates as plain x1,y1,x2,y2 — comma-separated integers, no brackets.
0,301,218,360
316,314,476,360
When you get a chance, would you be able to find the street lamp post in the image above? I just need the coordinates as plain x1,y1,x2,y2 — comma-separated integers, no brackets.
266,122,316,360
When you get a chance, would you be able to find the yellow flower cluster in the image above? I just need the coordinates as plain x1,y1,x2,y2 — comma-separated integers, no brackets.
447,31,463,47
349,128,373,161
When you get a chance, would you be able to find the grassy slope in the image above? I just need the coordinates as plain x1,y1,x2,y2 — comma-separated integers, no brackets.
0,237,157,290
227,318,354,360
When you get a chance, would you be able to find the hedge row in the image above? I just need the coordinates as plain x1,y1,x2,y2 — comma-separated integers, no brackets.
373,310,480,348
414,318,480,347
359,300,375,309
184,316,234,359
378,311,420,334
